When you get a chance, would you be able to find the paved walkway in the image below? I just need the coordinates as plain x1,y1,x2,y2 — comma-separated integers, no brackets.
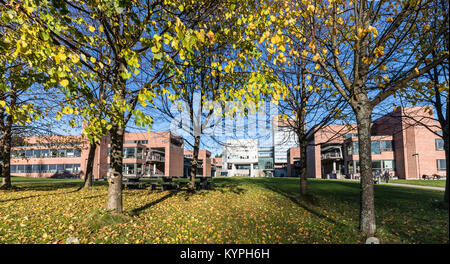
377,182,445,191
347,179,445,191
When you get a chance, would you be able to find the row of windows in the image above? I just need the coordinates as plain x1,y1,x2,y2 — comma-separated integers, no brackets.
11,149,82,159
11,164,81,173
124,140,148,145
108,163,165,175
13,142,82,147
347,160,395,174
108,147,144,159
347,159,447,173
346,140,393,156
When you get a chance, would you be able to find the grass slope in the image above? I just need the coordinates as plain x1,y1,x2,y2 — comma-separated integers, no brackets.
0,177,447,244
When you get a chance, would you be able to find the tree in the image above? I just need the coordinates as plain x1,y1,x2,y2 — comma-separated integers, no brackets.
397,0,449,205
286,0,449,236
0,11,50,188
256,1,349,195
151,6,256,189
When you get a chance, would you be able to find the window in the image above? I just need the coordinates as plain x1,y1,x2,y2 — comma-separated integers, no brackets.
26,150,33,158
18,165,25,173
25,165,32,173
65,164,73,172
66,149,75,158
41,149,50,158
372,160,382,173
51,149,58,158
435,139,444,151
381,141,393,152
123,163,135,175
437,160,446,171
18,150,26,158
57,164,65,172
136,164,142,175
32,165,40,173
49,164,57,173
11,165,16,173
58,149,66,157
124,147,136,158
383,160,395,170
74,149,81,157
40,164,49,173
73,164,81,172
352,141,359,155
33,150,41,158
371,141,381,154
346,143,353,155
137,148,143,159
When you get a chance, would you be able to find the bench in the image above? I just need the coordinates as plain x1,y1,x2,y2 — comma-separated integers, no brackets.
148,181,182,191
432,174,441,180
422,174,433,180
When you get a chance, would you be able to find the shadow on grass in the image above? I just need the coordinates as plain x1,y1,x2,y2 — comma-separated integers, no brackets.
0,186,81,203
210,179,247,195
129,190,179,216
0,181,99,203
263,184,348,228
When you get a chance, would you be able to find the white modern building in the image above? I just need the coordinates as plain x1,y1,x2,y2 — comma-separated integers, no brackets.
222,138,259,177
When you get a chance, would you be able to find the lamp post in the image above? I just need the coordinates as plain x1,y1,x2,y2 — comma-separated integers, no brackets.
412,153,420,179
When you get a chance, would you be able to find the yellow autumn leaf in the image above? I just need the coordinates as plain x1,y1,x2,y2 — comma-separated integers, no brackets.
312,53,320,61
60,79,69,87
69,53,80,64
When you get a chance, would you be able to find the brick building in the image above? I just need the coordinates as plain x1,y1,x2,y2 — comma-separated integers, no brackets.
287,107,446,179
183,149,212,177
10,131,188,179
211,157,224,177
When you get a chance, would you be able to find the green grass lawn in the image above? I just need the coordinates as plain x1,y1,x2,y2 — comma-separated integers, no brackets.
389,179,446,188
0,177,448,244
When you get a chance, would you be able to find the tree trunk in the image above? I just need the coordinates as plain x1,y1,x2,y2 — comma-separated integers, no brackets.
442,101,449,204
189,135,201,190
1,112,13,189
0,103,5,185
356,107,376,237
298,133,308,197
1,90,15,190
83,142,97,189
443,136,449,204
107,123,124,213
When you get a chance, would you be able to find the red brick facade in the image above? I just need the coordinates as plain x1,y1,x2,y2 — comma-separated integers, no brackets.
289,107,446,179
10,131,186,179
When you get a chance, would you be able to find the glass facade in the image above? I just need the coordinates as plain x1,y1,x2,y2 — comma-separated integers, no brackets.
11,164,81,173
346,140,393,156
11,148,81,159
